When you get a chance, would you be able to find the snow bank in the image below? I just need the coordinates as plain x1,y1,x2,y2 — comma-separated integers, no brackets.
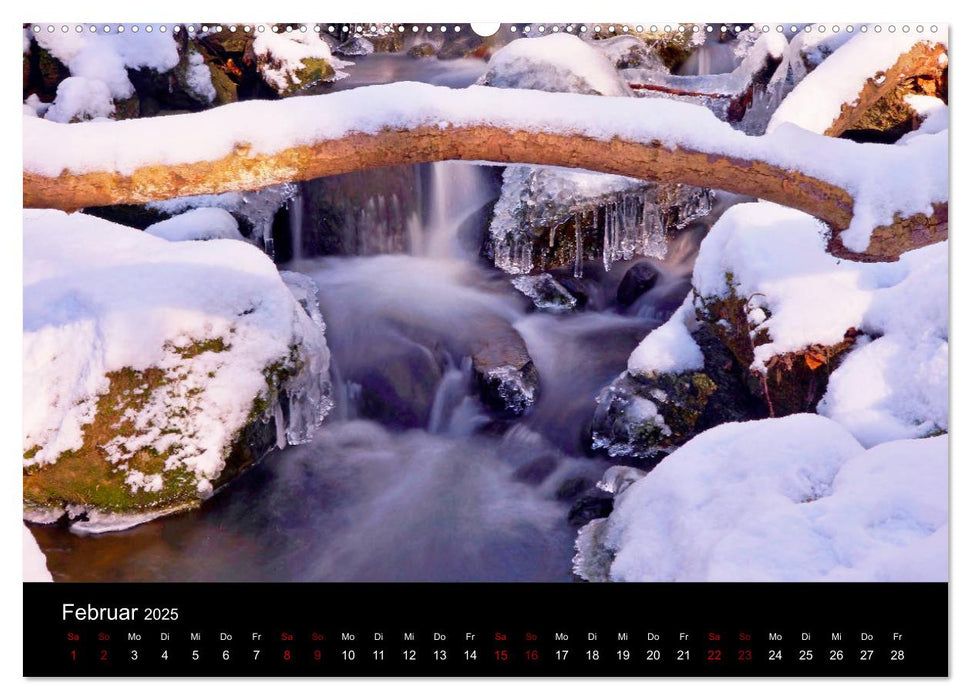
23,525,53,582
818,241,948,446
23,80,946,253
580,414,946,581
479,34,631,96
768,28,948,135
23,209,330,493
145,207,245,242
34,27,179,100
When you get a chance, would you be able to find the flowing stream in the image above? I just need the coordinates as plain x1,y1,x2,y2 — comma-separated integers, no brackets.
32,53,720,583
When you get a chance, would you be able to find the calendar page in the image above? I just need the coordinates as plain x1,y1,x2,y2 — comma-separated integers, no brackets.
22,21,948,677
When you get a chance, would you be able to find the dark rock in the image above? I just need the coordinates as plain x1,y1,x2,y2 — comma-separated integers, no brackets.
470,317,540,416
555,476,592,501
616,261,660,306
567,489,614,527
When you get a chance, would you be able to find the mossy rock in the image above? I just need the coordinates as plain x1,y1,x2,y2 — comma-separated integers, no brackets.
591,369,716,459
209,63,239,104
23,339,293,519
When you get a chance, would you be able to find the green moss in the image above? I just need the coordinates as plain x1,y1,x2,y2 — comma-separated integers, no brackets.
23,365,200,514
276,57,336,96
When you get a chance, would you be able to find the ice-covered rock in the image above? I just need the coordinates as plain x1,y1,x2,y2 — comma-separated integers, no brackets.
22,210,332,531
576,415,946,582
511,273,577,312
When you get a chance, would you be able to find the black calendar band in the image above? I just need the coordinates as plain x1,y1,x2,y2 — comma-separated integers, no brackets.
23,582,947,677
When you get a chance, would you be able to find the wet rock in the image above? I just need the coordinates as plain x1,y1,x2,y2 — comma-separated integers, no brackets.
511,273,577,312
568,489,614,527
555,476,592,501
616,261,660,306
408,43,437,59
470,317,540,417
356,341,443,429
299,166,420,257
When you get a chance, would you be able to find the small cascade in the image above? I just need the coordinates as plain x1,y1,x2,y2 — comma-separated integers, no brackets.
288,188,304,262
427,356,488,436
417,161,495,260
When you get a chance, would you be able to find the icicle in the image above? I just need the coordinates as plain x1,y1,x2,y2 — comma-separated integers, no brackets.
573,213,584,279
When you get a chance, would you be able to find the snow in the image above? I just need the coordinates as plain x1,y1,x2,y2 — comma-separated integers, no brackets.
44,76,115,123
768,29,948,135
183,49,216,104
818,242,948,446
34,27,179,100
582,414,946,582
145,207,245,242
479,34,631,97
627,297,703,376
22,80,946,253
898,94,949,145
23,525,53,582
23,209,330,493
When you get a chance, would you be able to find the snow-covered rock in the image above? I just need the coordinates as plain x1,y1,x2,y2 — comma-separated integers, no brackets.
576,414,946,582
23,525,53,582
596,200,947,458
34,26,179,101
145,207,245,242
479,34,631,97
253,30,350,96
22,209,332,531
44,76,115,123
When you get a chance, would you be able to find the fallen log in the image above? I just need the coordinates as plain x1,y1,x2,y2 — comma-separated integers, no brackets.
23,82,946,261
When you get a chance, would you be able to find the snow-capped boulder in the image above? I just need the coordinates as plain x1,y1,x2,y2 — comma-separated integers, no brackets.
23,210,332,532
592,201,948,458
252,30,350,96
576,414,947,582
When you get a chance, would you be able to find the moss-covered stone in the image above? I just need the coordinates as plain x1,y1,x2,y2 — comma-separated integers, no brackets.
23,338,291,519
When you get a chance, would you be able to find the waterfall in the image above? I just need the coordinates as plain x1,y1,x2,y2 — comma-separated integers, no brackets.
289,188,304,261
416,161,493,259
